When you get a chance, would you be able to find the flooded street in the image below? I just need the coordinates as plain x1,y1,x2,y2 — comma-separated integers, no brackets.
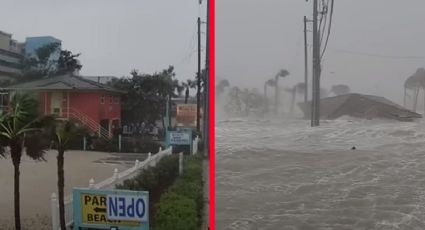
216,117,425,229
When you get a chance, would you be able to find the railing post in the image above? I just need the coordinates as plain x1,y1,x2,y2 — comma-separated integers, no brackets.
135,159,139,168
179,152,183,176
89,178,95,188
113,168,119,182
83,136,87,151
159,146,162,152
148,152,152,158
51,193,59,230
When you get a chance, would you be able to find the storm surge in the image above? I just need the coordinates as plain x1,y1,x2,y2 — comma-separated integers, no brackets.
216,117,425,230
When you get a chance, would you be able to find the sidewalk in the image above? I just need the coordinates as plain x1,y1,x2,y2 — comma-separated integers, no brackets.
202,158,210,230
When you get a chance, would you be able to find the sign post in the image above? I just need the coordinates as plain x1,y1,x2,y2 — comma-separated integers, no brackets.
73,188,149,230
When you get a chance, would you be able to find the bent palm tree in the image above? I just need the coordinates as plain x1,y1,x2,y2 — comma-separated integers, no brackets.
286,83,306,115
274,69,290,114
46,120,85,230
264,79,276,113
182,79,196,104
404,68,425,112
0,93,49,230
217,79,230,96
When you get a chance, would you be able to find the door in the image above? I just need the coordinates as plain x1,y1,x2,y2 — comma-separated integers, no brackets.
51,91,63,116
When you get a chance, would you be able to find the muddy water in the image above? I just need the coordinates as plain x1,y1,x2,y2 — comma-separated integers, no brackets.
216,118,425,229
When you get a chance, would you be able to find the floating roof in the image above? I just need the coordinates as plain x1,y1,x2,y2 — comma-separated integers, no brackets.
298,93,422,121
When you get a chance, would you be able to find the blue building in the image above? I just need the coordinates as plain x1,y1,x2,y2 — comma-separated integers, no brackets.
25,36,61,61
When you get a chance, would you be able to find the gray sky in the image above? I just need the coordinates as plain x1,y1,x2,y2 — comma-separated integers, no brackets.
217,0,425,104
1,0,206,81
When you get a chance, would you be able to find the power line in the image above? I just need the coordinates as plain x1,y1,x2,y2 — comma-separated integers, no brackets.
329,49,425,59
320,0,334,59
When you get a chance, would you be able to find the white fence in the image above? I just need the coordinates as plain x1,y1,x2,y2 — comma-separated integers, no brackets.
192,136,200,155
51,146,173,230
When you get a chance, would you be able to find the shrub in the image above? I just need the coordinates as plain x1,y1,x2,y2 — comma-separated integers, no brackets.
116,154,179,224
155,192,198,230
155,154,204,228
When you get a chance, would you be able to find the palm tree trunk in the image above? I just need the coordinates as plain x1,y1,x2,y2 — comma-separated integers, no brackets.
264,84,268,113
275,79,279,115
185,88,189,104
13,160,21,230
290,88,296,115
11,141,22,230
58,148,66,230
422,88,425,115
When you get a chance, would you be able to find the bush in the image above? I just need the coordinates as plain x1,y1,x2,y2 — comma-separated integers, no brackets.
169,180,203,218
155,154,204,228
116,154,179,224
155,192,198,230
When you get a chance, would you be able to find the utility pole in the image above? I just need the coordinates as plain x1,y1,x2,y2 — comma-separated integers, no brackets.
197,17,201,134
303,16,308,105
312,0,321,127
203,0,210,156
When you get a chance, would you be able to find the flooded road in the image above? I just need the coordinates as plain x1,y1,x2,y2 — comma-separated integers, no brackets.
216,118,425,229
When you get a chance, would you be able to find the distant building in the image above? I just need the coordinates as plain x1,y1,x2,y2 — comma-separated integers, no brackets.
25,36,61,65
0,32,63,82
0,30,24,82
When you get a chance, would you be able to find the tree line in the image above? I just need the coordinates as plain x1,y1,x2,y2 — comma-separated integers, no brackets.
217,69,351,116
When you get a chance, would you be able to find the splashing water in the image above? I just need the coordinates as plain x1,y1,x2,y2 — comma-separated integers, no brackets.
216,117,425,230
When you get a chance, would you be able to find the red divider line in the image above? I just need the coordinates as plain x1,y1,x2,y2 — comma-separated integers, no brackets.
209,0,215,229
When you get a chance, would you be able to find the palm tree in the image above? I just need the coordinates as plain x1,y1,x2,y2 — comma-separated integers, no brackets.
330,84,351,96
274,69,290,114
404,68,425,111
216,79,230,96
264,79,276,98
0,93,49,230
264,79,276,113
182,79,195,104
47,120,84,230
286,83,306,114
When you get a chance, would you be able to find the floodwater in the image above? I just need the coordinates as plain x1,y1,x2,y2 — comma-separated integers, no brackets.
216,117,425,230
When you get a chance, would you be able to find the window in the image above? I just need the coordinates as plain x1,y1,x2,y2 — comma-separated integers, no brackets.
100,95,105,104
114,96,119,104
109,95,113,104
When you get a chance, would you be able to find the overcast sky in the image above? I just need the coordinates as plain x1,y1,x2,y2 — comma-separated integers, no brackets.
217,0,425,104
0,0,206,81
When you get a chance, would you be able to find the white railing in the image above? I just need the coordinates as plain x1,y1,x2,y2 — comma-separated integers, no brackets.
64,107,110,139
193,136,200,155
50,146,172,230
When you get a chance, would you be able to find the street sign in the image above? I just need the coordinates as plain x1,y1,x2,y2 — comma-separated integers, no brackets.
73,188,149,230
168,130,191,145
176,104,197,127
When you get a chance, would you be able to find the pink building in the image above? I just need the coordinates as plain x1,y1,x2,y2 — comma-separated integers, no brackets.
5,74,123,138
